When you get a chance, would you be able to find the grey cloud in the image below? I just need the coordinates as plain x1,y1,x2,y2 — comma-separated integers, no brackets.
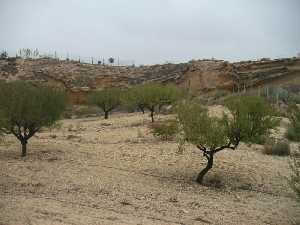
0,0,299,64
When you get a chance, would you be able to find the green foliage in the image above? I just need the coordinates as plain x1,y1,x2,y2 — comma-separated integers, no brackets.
259,86,291,103
121,87,145,113
225,95,279,144
150,120,179,141
286,104,300,142
290,94,300,104
123,83,183,122
263,138,290,156
177,102,229,149
0,81,66,156
176,96,277,184
88,88,122,119
289,146,300,202
176,100,239,184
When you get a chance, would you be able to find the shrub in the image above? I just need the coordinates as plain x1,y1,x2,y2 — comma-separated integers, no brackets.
88,88,122,119
150,120,179,141
259,86,291,104
225,95,279,144
177,96,278,184
290,94,300,104
286,127,300,142
263,138,290,156
204,173,225,189
286,104,300,141
289,146,300,202
0,81,66,157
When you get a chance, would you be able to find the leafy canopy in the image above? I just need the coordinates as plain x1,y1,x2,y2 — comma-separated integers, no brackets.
177,102,230,150
88,87,122,118
225,95,279,144
0,81,66,133
122,83,183,121
176,96,278,183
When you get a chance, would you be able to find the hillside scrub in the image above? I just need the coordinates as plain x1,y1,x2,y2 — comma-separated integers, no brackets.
88,88,122,119
290,146,300,203
177,96,278,184
286,104,300,142
263,138,291,156
150,119,179,141
0,81,66,157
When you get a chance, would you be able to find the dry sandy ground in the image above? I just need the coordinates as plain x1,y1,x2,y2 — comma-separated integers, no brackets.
0,110,300,225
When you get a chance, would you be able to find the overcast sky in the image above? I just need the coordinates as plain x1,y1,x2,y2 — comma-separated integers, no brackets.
0,0,299,65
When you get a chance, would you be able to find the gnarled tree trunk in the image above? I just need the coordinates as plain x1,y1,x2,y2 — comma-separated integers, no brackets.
138,105,145,114
104,111,109,119
21,139,28,157
150,110,154,123
196,153,214,184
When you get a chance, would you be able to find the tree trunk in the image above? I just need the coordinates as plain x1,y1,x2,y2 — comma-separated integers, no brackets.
138,105,145,114
196,153,214,184
150,110,154,123
21,142,27,157
104,111,109,119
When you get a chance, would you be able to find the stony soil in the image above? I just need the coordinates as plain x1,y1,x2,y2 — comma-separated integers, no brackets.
1,111,299,225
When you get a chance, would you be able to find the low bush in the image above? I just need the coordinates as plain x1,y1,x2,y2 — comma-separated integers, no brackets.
204,173,225,189
286,104,300,142
150,120,179,141
263,138,290,156
289,147,300,203
286,127,300,142
289,94,300,104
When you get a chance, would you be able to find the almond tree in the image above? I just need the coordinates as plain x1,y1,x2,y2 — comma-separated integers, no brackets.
123,83,182,122
0,81,66,157
177,96,278,184
88,88,122,119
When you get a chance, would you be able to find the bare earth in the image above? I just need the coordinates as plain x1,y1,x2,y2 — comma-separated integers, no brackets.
1,111,299,225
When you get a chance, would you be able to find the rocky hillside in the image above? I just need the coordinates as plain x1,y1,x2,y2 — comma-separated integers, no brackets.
0,57,300,103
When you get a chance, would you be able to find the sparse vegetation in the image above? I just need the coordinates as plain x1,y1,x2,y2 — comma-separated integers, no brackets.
259,86,291,104
263,138,290,156
286,104,300,142
150,120,179,141
0,81,66,157
88,88,122,119
290,146,300,202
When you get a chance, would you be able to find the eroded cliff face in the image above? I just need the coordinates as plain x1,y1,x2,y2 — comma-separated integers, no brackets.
0,57,300,103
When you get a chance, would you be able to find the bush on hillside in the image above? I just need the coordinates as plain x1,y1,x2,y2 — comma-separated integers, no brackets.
286,104,300,142
150,120,179,141
263,138,290,156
